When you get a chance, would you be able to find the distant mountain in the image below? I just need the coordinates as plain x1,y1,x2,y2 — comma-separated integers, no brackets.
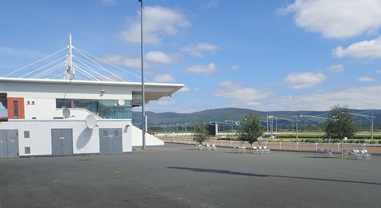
132,108,381,130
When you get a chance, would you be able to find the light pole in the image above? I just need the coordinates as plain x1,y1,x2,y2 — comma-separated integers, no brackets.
300,115,328,140
267,116,274,138
348,111,376,140
278,117,300,140
138,0,146,149
225,120,239,139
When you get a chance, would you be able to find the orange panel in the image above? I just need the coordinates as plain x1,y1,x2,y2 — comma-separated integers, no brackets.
7,98,25,119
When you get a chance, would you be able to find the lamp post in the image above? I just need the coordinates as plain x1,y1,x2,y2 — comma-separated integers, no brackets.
300,115,328,141
347,111,376,140
267,116,274,138
138,0,146,149
278,117,300,140
225,120,239,139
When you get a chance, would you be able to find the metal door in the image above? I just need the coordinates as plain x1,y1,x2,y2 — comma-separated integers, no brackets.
51,129,73,156
0,130,19,159
99,128,122,155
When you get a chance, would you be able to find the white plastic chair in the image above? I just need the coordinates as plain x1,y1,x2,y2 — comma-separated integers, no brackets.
263,146,270,154
252,146,259,154
233,146,238,153
364,150,371,159
314,149,322,157
239,146,246,154
342,149,348,158
327,149,333,157
258,146,264,154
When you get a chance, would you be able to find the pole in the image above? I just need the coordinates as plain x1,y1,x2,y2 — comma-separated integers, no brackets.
139,0,146,149
296,118,298,141
371,111,374,140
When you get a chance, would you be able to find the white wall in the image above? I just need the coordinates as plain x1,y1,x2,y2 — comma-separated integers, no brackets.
131,125,164,147
0,119,133,156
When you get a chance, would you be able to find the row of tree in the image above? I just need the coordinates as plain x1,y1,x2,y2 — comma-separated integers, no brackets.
193,105,357,146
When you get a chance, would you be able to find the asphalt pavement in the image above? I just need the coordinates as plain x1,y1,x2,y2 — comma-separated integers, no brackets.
1,143,380,208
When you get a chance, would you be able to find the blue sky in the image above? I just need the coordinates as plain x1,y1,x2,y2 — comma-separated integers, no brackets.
1,0,381,113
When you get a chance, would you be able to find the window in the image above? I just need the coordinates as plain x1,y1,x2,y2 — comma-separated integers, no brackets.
25,147,31,154
114,130,119,137
24,131,30,138
13,101,18,119
103,130,108,137
55,99,132,119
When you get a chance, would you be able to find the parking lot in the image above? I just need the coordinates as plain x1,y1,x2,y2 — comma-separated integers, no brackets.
1,143,380,207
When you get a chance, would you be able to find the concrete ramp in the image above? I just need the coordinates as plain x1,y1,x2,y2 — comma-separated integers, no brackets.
131,125,164,148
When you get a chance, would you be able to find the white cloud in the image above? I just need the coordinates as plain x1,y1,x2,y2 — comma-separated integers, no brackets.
153,97,176,106
101,0,116,5
99,54,141,68
179,86,191,92
186,63,216,75
181,43,220,57
358,76,374,82
202,0,219,9
280,0,381,39
145,51,179,64
213,81,273,107
332,36,381,59
231,65,239,70
152,73,176,83
120,6,190,45
179,86,201,92
326,64,344,73
0,46,46,59
283,72,326,89
267,85,381,111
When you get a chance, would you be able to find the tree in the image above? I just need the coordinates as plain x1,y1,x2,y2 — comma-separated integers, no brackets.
237,112,264,147
323,105,357,143
193,120,209,145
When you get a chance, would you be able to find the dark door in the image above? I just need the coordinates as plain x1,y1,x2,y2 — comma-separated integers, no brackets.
0,130,19,159
51,129,73,156
99,128,122,155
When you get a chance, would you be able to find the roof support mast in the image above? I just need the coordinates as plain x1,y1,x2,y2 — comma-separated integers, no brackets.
64,33,75,80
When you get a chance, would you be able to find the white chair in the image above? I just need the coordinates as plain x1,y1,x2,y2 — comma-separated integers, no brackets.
258,146,264,154
239,146,246,154
342,149,348,158
206,144,211,150
314,149,322,157
327,149,333,157
233,146,238,153
263,146,270,154
351,149,362,160
364,150,371,159
211,144,217,151
252,146,259,154
322,149,328,157
361,150,371,160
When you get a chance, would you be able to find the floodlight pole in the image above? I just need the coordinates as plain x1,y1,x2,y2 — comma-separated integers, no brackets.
139,0,146,149
347,111,376,140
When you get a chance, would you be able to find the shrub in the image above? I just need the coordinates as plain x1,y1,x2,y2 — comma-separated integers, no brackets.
369,140,378,144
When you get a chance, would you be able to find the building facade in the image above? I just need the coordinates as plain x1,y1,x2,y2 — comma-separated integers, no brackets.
0,77,183,158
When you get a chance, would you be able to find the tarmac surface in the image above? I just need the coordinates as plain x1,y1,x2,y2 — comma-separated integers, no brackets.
1,143,380,208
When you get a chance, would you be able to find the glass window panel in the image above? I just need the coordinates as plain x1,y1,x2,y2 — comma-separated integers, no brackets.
13,101,18,119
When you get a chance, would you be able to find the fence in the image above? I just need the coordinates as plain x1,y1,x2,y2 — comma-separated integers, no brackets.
161,138,381,154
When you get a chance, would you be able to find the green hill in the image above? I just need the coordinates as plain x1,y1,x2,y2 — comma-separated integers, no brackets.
132,108,381,131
